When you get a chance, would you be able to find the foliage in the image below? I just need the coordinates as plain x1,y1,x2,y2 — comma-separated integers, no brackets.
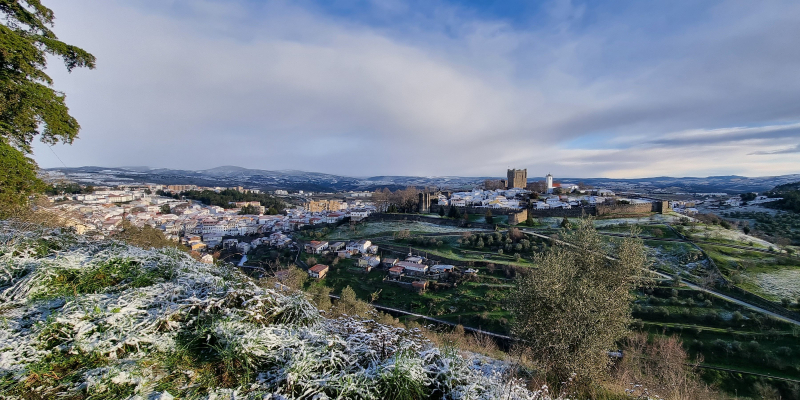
510,218,647,382
448,205,461,219
306,284,332,311
43,182,92,195
332,285,372,317
271,265,307,291
172,189,285,212
238,204,260,215
113,220,182,250
0,141,44,215
372,187,421,213
767,182,800,214
0,1,95,213
0,0,96,152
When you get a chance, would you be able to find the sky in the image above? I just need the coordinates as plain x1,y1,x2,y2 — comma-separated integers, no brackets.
32,0,800,179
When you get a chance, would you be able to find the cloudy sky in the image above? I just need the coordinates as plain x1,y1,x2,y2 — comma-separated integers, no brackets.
33,0,800,178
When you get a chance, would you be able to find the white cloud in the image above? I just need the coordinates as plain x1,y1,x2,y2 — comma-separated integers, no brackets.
32,0,800,178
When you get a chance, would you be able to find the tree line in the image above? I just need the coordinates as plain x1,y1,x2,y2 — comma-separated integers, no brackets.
160,189,284,214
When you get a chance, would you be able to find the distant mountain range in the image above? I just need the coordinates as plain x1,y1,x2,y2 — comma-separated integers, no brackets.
43,166,800,194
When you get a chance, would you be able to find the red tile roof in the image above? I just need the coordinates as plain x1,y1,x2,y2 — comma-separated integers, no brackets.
309,264,329,273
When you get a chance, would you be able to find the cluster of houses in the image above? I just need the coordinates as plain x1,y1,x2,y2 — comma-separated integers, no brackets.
46,187,379,256
446,189,526,209
304,243,477,292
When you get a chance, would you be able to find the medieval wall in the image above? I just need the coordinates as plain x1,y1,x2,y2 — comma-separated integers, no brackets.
596,203,655,216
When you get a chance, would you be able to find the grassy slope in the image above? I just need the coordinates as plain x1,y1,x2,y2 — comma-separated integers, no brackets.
0,224,542,400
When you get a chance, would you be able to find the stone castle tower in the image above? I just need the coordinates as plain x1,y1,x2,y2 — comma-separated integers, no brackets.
418,192,431,213
506,169,527,189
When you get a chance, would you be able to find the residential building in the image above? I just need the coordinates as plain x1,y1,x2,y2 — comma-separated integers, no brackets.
308,264,329,279
305,241,329,254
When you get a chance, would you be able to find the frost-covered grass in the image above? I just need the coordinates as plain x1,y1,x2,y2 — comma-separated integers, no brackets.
0,223,554,400
746,269,800,301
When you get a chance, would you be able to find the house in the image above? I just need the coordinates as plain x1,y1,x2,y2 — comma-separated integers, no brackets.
190,242,207,252
308,264,329,279
431,265,455,273
396,261,428,275
367,245,379,254
411,280,428,292
464,268,478,275
305,241,329,254
329,242,345,252
200,254,214,264
222,239,239,249
405,256,424,264
383,258,398,268
349,210,369,221
337,250,351,259
236,242,251,254
346,240,372,254
358,256,381,270
388,266,405,277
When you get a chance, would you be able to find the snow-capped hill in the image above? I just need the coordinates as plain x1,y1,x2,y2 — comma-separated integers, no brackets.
0,223,552,399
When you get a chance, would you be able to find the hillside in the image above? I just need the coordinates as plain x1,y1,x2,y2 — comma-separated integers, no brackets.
43,166,800,193
0,223,546,399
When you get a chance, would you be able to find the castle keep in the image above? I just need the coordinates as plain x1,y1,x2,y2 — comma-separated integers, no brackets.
506,169,527,189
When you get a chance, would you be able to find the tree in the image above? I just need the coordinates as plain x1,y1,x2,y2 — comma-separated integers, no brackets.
447,206,460,219
159,204,171,214
332,286,370,317
484,210,493,224
438,206,445,217
0,1,95,210
0,141,45,216
483,180,505,190
560,216,570,229
307,285,332,311
510,218,647,382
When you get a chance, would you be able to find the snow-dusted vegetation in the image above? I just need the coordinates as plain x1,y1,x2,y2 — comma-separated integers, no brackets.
0,223,551,399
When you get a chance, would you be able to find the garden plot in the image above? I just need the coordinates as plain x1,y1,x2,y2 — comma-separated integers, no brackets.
326,221,482,240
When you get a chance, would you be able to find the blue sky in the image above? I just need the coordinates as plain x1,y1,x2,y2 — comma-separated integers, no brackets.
33,0,800,178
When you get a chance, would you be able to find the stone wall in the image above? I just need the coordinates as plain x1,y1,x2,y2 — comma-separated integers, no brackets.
527,208,593,218
507,209,528,225
429,204,522,216
596,203,654,216
596,200,672,216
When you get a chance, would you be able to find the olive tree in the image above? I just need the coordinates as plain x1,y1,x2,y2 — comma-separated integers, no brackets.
510,218,648,382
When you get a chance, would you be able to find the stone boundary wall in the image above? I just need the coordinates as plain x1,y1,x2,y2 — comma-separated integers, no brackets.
429,204,522,216
596,203,654,216
595,200,671,216
528,208,593,218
